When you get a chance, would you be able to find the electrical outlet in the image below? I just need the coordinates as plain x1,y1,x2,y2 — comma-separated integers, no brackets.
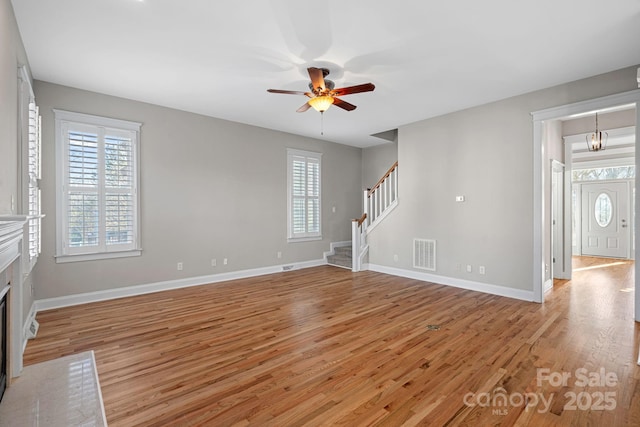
177,262,183,271
393,254,399,262
466,264,472,273
223,258,228,265
479,266,486,275
211,258,216,267
277,251,282,259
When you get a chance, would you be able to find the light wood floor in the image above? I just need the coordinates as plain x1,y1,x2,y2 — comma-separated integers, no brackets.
23,257,640,426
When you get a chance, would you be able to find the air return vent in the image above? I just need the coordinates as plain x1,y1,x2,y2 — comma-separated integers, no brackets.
413,238,436,271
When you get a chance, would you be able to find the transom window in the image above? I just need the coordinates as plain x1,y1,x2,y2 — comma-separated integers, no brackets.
572,166,635,181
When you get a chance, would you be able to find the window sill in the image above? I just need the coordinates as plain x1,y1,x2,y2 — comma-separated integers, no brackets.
287,236,322,243
55,249,142,264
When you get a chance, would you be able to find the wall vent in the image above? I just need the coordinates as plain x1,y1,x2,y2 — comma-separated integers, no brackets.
413,238,436,271
282,265,295,271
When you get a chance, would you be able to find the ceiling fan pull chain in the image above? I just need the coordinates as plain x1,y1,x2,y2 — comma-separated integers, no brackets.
321,111,324,135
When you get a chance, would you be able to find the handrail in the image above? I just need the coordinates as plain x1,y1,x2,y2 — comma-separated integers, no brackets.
353,213,367,227
352,161,398,272
368,161,398,197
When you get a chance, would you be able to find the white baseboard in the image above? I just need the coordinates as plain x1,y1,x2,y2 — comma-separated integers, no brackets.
367,264,535,302
32,258,536,317
35,258,326,312
544,279,553,293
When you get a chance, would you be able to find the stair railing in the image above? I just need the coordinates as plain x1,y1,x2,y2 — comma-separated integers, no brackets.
365,161,398,230
351,213,368,272
352,161,398,272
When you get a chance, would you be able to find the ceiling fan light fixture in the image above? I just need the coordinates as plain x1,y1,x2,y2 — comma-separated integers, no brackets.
308,95,334,112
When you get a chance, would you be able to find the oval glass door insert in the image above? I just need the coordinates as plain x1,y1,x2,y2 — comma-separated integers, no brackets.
594,193,613,227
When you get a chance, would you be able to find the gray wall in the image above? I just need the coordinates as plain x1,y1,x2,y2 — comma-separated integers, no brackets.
0,0,34,322
563,109,636,136
33,81,363,299
0,0,29,214
368,65,639,294
362,140,398,190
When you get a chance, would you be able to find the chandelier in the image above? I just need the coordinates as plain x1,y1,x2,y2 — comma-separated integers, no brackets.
586,112,607,152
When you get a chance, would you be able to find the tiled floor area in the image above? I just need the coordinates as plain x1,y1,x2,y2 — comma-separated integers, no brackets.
0,351,106,426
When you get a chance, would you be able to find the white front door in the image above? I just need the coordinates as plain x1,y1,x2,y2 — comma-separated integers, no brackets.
581,182,629,258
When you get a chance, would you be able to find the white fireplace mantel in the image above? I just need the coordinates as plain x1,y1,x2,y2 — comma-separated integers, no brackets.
0,216,28,379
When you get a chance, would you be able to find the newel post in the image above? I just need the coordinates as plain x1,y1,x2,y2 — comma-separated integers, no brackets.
352,219,360,272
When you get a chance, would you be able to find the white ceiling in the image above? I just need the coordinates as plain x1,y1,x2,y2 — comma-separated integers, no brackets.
11,0,640,148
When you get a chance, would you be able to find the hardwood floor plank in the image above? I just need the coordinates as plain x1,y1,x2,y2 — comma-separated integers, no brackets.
23,259,640,426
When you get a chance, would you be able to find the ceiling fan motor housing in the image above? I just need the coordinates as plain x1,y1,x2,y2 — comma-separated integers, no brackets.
310,79,335,92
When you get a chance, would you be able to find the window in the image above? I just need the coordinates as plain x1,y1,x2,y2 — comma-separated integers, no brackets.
594,193,613,227
26,100,42,263
18,66,42,273
572,166,635,181
54,110,141,262
287,149,321,241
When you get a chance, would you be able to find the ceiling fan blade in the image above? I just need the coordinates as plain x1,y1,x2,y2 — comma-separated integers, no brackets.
333,97,357,111
308,67,326,92
332,83,375,97
297,102,312,112
267,89,309,95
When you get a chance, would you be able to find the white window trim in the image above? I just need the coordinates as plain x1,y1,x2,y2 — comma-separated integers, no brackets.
287,148,322,242
54,109,142,263
17,65,43,275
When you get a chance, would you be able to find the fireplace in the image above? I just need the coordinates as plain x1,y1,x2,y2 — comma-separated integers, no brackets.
0,290,6,403
0,217,28,395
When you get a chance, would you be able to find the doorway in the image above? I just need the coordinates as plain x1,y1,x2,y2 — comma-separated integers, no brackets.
531,89,640,323
581,181,631,258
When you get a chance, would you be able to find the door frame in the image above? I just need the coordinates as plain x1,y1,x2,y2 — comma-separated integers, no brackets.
531,88,640,323
550,159,569,282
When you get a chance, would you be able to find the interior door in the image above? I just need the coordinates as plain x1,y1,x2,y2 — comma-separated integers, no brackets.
581,182,629,258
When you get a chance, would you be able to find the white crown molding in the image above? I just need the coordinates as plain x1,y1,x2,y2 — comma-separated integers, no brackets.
531,89,640,121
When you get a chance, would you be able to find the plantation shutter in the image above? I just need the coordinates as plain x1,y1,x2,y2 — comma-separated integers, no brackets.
60,118,138,256
288,149,321,240
66,126,100,252
27,101,41,262
104,132,135,246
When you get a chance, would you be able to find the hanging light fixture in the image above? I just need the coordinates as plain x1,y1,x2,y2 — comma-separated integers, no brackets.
586,112,607,152
308,95,334,113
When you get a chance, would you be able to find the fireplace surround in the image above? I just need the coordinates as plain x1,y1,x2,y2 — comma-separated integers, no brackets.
0,217,28,397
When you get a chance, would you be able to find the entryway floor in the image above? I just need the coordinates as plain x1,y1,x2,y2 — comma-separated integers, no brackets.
0,351,106,426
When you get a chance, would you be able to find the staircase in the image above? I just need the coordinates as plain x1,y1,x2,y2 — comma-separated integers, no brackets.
327,246,352,269
326,162,398,272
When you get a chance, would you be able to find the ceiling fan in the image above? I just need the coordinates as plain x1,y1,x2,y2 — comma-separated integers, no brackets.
268,67,375,113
